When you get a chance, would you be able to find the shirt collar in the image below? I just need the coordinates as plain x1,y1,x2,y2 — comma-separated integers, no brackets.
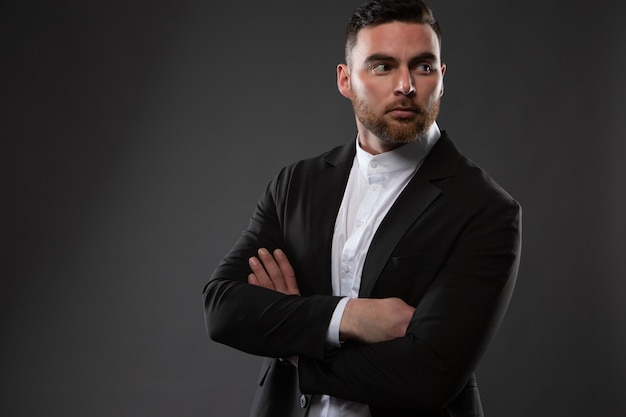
355,122,441,176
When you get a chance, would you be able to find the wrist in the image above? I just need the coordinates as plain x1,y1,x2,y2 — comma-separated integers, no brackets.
338,298,359,341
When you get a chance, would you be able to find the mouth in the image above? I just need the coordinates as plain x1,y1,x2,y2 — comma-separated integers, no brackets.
387,106,420,118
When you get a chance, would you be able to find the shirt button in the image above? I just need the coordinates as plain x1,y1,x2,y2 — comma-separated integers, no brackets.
370,184,377,191
370,161,378,169
300,395,309,408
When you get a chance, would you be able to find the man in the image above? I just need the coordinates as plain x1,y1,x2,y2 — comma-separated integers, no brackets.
203,0,521,416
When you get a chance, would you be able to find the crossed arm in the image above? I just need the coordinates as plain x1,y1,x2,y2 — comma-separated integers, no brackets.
248,248,415,345
205,160,521,410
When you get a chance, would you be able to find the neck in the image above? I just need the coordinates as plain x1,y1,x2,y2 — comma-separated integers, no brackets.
356,127,405,155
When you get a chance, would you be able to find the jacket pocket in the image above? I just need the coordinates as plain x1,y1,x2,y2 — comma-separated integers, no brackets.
389,249,444,274
372,249,445,301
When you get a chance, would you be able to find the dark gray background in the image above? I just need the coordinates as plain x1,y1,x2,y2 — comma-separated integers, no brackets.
3,1,625,416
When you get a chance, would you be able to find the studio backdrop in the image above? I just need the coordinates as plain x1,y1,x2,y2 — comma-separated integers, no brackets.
3,1,625,416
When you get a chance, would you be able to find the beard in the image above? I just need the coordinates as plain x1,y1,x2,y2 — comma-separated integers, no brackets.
352,96,440,146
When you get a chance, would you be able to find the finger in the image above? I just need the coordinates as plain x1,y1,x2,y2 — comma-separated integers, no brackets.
257,248,289,294
274,249,300,295
248,256,274,290
248,273,259,286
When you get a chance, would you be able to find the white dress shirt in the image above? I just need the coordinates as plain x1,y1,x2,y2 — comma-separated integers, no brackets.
306,123,441,417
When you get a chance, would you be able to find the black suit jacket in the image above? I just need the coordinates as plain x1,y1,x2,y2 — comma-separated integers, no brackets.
204,132,521,417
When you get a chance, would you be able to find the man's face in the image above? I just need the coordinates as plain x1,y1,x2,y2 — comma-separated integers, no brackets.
338,21,446,153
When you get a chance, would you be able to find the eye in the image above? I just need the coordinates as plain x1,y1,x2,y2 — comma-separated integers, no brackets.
415,64,433,74
372,63,391,73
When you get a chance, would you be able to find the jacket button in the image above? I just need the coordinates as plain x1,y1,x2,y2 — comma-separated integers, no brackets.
299,394,308,408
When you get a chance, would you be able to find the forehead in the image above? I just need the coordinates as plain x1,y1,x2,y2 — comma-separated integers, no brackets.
352,21,441,61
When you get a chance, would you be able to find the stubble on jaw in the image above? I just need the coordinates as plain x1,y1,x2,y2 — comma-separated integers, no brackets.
352,97,441,147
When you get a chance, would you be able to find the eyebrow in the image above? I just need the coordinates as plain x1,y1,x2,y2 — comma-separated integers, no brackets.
364,52,439,66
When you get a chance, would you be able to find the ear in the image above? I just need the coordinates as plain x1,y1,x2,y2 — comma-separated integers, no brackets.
439,63,446,97
337,64,352,99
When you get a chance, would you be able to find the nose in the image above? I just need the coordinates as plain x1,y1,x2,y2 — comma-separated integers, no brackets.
395,68,415,96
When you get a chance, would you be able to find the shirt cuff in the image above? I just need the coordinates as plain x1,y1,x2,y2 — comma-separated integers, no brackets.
325,297,350,347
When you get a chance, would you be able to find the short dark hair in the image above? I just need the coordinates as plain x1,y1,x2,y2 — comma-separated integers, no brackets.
345,0,442,64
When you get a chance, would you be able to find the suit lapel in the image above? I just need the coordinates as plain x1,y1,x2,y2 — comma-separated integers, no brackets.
359,177,441,297
359,132,462,298
305,143,355,296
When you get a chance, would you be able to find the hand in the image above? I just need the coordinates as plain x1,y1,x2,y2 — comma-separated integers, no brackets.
249,248,300,366
339,297,415,344
248,248,300,295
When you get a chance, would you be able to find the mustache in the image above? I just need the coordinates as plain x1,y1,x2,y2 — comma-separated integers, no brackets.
385,101,423,113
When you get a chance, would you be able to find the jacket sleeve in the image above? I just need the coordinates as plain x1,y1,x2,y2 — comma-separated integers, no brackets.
203,165,342,361
298,197,522,411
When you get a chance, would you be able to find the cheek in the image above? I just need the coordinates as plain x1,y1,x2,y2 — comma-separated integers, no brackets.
353,80,387,104
419,81,443,104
